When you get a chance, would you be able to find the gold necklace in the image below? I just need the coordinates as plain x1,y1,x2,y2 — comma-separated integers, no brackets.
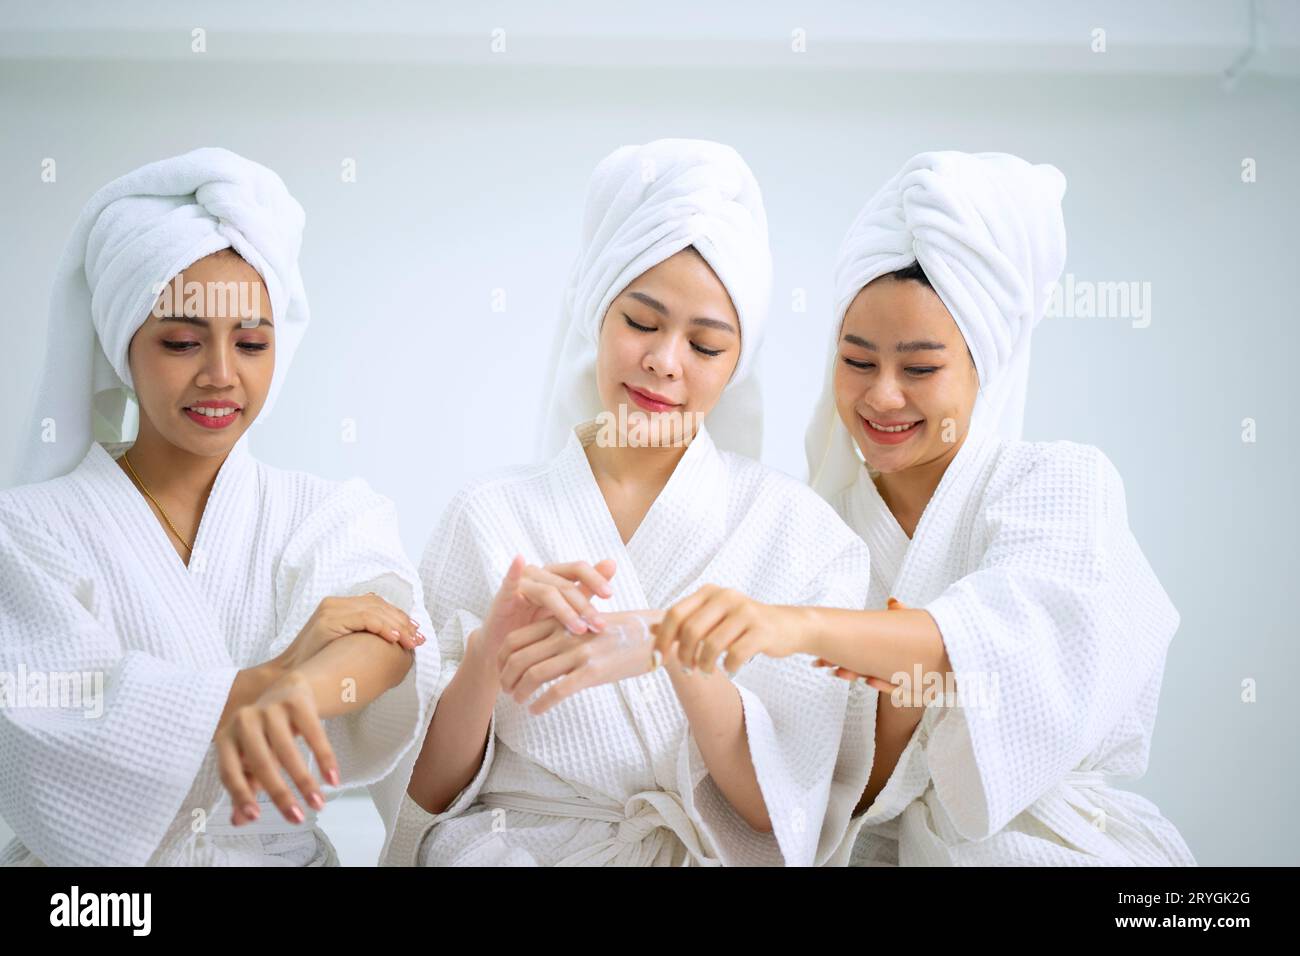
121,452,195,553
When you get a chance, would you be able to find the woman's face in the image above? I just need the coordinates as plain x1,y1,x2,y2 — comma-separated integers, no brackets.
127,249,274,458
833,276,979,476
594,247,741,446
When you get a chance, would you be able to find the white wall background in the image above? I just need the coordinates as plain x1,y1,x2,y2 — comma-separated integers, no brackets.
1,0,1297,865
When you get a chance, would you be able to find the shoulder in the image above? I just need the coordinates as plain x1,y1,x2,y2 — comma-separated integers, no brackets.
256,460,398,530
982,439,1127,523
719,450,865,548
991,439,1121,492
0,469,93,545
438,457,559,527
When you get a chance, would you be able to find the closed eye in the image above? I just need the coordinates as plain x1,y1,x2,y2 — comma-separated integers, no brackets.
905,367,938,376
842,356,874,370
624,314,655,333
162,340,269,353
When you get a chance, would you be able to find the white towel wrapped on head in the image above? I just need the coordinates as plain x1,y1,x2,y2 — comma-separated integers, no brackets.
805,150,1067,500
537,138,772,460
18,146,310,485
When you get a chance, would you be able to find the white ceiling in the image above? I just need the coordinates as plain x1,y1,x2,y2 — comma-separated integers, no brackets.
1,0,1297,77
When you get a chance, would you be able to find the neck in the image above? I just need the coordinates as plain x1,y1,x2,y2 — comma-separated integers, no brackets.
120,424,231,504
873,432,967,525
584,435,689,488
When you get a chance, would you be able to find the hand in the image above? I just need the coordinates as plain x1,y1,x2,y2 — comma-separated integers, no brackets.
498,610,663,715
479,554,617,661
650,585,808,677
274,593,425,673
215,670,338,827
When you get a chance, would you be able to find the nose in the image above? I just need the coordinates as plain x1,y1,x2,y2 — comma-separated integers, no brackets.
196,340,237,389
643,337,683,380
863,370,906,412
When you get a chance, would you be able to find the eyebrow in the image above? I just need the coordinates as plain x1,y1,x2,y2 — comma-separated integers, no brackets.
842,334,945,353
627,291,737,336
160,315,274,329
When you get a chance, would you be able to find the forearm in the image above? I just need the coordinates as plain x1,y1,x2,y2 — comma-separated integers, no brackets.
667,655,771,833
855,692,923,815
804,606,951,682
292,631,414,719
407,629,499,814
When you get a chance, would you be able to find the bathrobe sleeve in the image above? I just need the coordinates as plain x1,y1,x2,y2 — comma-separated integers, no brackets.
920,442,1179,842
378,488,503,866
267,478,442,824
0,502,239,867
677,513,874,867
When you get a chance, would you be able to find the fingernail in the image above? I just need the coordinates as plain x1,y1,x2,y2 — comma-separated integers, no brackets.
308,792,325,811
289,805,304,823
408,617,419,627
391,629,401,640
327,768,340,786
568,622,587,635
243,802,259,820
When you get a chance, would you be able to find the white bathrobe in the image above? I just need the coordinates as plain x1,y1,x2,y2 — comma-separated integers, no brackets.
379,419,873,867
834,431,1195,866
0,435,440,866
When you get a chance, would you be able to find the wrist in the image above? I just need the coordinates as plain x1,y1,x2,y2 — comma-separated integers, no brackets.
465,628,502,687
791,605,827,658
256,656,290,694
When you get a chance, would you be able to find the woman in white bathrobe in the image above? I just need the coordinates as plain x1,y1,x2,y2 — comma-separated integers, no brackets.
654,151,1196,866
379,139,874,867
0,148,440,866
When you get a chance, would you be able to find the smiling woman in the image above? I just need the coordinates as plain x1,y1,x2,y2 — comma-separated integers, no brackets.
0,147,440,867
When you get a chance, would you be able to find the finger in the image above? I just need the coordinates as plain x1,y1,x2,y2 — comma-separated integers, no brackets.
513,646,587,704
216,733,260,826
673,589,731,669
290,698,341,789
543,560,615,599
529,666,595,716
264,707,324,813
492,554,528,609
370,595,425,648
722,632,765,676
338,605,420,650
652,586,714,658
698,612,749,675
887,596,910,610
236,712,301,824
500,632,571,694
518,578,590,635
522,573,603,632
498,618,566,670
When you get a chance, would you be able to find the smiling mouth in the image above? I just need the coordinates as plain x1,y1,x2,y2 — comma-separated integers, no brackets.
184,405,241,418
864,418,923,434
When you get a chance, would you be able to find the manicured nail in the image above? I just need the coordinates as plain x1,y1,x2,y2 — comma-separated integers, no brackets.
391,629,401,640
308,792,325,811
288,805,304,823
242,802,259,820
326,768,340,786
